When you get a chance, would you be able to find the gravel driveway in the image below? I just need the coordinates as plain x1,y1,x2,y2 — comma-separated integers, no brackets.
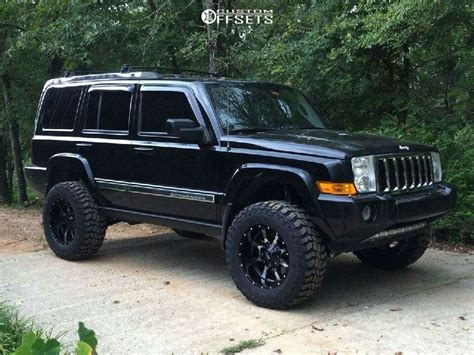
0,208,472,353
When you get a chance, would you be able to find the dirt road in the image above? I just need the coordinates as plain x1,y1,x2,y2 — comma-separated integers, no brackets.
0,208,472,353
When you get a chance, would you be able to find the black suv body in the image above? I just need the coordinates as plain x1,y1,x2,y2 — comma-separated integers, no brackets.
26,71,455,308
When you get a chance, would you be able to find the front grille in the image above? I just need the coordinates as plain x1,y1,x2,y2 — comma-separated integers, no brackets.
376,153,434,193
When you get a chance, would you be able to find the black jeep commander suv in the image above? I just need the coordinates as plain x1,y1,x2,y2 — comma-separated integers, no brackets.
26,68,455,309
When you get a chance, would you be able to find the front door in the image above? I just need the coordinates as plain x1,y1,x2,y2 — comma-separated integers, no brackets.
129,85,220,222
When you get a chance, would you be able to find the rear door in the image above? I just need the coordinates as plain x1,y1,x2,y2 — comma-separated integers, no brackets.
129,85,220,222
76,84,136,209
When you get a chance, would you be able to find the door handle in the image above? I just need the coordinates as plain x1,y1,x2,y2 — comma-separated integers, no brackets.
133,146,155,155
76,143,93,151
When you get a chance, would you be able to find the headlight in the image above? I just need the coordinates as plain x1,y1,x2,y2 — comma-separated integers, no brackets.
431,152,442,182
351,155,376,193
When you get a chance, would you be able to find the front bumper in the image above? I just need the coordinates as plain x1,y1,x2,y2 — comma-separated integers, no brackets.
316,184,455,253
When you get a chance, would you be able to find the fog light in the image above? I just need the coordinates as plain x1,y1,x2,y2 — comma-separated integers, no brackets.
362,205,372,222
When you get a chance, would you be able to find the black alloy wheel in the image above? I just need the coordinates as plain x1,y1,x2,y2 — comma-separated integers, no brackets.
49,198,76,246
239,224,290,289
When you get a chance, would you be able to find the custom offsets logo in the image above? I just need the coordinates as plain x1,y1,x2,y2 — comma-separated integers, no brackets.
201,9,273,25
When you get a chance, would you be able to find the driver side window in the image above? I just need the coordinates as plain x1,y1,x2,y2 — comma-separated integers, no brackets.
139,90,197,135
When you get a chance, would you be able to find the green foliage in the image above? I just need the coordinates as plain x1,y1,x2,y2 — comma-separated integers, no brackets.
221,339,265,354
0,303,97,355
77,322,97,353
0,1,472,242
75,341,93,355
13,332,60,355
11,323,97,355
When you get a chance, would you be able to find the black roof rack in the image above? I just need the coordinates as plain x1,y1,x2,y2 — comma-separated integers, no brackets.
63,70,110,78
120,64,220,78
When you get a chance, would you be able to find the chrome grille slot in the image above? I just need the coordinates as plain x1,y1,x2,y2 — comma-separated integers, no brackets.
377,153,434,193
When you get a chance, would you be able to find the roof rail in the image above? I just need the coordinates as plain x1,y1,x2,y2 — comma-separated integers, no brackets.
120,64,220,77
63,69,110,78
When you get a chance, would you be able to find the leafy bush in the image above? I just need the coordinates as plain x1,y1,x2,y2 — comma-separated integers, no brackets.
0,303,97,355
12,322,97,355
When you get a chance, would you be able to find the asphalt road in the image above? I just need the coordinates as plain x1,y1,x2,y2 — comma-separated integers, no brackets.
1,228,473,354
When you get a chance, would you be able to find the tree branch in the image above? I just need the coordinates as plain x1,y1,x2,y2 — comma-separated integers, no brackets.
0,23,26,32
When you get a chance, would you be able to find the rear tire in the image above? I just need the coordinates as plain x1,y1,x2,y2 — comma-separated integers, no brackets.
354,231,430,270
225,201,328,309
43,181,107,261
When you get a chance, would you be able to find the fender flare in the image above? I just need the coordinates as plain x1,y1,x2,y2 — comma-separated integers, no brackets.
222,163,330,242
46,153,96,191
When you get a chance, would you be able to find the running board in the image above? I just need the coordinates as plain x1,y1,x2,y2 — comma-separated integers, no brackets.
98,207,223,238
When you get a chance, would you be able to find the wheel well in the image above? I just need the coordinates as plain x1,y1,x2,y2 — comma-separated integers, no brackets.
225,180,304,235
47,160,91,193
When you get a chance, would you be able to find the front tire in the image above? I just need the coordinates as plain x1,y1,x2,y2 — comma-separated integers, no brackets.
225,201,328,309
354,231,430,270
43,181,107,261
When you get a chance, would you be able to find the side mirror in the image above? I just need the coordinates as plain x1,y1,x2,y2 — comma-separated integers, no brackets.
166,119,209,144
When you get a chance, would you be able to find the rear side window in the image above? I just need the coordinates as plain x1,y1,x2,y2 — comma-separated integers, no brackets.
39,87,82,130
84,89,132,132
140,91,196,133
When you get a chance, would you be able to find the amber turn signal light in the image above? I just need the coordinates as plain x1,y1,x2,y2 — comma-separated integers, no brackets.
316,181,357,195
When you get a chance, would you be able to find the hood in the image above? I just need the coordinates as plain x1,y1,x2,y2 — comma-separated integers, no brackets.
222,129,433,159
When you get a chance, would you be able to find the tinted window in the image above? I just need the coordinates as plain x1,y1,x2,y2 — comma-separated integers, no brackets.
140,91,196,133
84,90,131,131
40,87,82,130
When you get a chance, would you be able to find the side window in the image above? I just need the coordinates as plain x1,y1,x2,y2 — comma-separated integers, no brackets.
140,91,196,134
40,87,82,130
84,89,132,132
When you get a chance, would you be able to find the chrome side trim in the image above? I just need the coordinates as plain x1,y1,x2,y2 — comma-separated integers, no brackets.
32,135,200,149
95,178,221,203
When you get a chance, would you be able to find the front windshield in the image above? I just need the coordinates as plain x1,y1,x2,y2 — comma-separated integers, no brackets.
204,82,325,133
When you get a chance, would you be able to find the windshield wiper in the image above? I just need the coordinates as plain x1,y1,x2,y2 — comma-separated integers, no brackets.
229,127,275,134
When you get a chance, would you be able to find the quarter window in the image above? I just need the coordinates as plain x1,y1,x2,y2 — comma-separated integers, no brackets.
140,91,196,134
40,87,82,130
84,90,132,132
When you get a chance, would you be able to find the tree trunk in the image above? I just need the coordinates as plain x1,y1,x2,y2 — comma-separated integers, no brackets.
1,73,28,204
7,160,13,199
206,0,219,74
0,136,10,204
9,121,28,203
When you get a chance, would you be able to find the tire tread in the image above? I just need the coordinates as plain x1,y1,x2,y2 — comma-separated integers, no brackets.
226,200,328,309
43,181,106,260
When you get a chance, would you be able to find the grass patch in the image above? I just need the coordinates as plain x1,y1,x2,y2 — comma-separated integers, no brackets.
0,302,50,354
221,339,265,354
